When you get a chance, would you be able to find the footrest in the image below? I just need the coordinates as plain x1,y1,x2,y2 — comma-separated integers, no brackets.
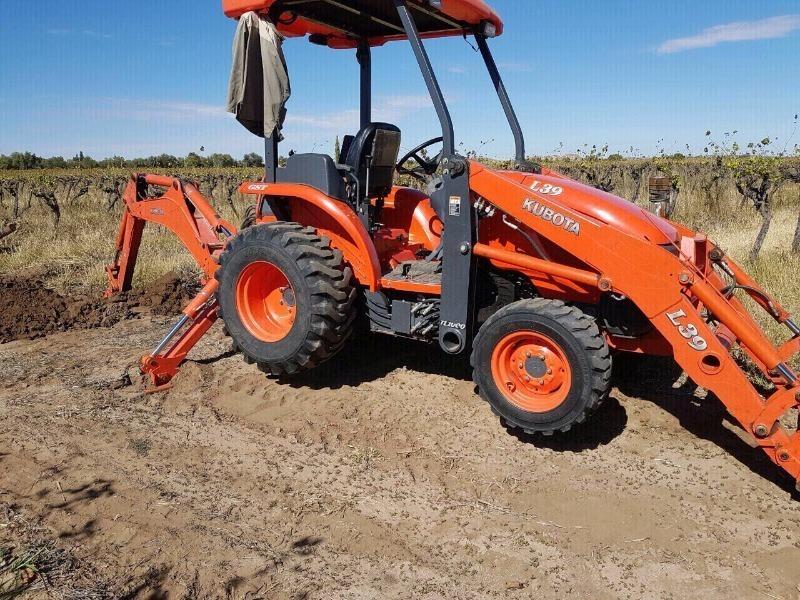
381,260,442,294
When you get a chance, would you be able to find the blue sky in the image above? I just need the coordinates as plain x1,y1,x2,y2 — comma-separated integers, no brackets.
1,1,798,160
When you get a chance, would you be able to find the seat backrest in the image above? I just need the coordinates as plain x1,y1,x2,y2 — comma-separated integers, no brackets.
277,153,347,201
343,123,401,199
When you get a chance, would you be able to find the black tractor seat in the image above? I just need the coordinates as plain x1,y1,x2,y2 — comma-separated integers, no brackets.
276,122,401,207
338,122,401,202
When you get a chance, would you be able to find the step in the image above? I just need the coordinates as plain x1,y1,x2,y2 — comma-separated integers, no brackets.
381,260,442,294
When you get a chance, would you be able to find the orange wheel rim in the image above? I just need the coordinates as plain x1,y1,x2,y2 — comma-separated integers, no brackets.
491,330,572,412
235,261,296,342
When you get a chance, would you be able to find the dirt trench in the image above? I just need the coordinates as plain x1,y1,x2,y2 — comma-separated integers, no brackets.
0,273,197,343
0,282,800,599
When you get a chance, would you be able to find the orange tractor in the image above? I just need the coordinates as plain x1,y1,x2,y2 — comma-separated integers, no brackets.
106,0,800,491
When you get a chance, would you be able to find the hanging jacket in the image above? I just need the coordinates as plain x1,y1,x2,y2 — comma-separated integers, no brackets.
226,12,291,138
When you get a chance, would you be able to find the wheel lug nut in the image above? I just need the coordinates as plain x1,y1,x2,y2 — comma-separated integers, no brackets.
524,376,531,382
547,369,552,375
526,351,531,358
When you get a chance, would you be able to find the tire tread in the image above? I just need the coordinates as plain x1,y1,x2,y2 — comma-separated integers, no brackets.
471,298,612,436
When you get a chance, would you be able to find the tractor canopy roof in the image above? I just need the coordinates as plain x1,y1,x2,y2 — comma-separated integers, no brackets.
222,0,503,48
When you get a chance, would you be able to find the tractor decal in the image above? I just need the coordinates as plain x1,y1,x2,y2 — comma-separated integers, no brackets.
666,309,709,351
522,198,581,236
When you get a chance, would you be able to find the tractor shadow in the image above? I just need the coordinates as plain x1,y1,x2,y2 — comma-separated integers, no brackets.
288,332,628,451
284,333,471,389
613,354,799,498
504,396,628,452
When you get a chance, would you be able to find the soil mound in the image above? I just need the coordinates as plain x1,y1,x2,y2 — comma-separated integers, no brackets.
0,273,198,343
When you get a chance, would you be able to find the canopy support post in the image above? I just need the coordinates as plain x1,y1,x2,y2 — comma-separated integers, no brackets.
475,33,526,164
357,40,372,127
393,0,455,156
264,130,278,183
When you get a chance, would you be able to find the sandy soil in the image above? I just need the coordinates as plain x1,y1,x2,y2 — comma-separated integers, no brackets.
1,292,800,598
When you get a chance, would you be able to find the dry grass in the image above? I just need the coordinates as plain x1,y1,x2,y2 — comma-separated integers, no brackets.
0,196,248,294
704,208,800,348
0,504,112,599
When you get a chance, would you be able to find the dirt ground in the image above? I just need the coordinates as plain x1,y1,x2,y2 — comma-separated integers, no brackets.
1,280,800,599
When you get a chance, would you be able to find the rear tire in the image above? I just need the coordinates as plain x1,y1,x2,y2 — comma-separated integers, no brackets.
471,298,611,435
217,222,356,376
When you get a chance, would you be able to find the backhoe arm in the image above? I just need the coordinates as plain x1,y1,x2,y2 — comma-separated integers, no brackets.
105,174,237,390
106,174,235,295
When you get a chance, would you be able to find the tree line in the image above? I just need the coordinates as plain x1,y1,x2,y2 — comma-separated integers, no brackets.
0,151,265,170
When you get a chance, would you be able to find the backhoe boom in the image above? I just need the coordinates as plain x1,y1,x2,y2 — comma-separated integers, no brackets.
105,174,236,390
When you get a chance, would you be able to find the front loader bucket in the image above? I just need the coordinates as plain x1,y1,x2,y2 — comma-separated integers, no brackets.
656,235,800,491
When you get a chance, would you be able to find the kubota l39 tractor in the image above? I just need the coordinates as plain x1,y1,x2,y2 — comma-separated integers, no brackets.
105,0,800,492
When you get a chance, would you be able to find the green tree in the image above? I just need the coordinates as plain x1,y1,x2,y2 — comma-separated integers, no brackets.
242,152,264,167
2,152,44,169
147,154,180,168
184,152,207,168
70,151,97,168
98,155,127,168
208,153,236,168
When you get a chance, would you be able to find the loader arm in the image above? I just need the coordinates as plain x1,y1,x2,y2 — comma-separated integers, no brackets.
469,162,800,490
105,174,236,390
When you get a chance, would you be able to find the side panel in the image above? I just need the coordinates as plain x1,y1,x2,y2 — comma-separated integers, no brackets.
500,169,679,245
477,210,599,303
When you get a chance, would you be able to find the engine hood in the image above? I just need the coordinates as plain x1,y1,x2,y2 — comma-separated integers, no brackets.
494,168,679,246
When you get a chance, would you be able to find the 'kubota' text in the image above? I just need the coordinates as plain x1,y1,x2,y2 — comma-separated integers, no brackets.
522,199,580,236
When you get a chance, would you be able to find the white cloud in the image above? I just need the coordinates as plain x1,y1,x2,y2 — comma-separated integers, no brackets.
657,14,800,54
376,94,433,120
87,98,229,121
82,30,113,39
46,28,113,39
285,110,360,130
285,95,433,131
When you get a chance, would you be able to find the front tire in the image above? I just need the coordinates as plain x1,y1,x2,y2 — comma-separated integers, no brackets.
217,222,356,376
471,298,611,435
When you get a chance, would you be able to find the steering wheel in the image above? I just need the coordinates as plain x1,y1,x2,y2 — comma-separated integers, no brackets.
396,137,444,182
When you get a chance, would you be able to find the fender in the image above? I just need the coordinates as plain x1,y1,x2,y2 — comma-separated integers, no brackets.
239,182,382,291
